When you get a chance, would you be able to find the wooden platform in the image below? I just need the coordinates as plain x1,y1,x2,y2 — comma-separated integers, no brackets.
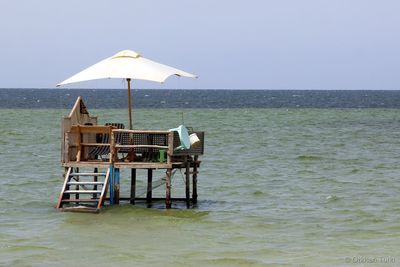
57,97,204,212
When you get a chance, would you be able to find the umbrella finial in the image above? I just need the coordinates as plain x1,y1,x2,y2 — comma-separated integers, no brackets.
112,50,141,59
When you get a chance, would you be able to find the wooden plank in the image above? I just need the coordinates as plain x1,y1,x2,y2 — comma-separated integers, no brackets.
63,162,111,168
61,199,99,203
80,143,111,146
70,172,106,176
61,207,99,213
55,167,72,209
114,162,172,169
119,197,189,201
115,145,168,149
68,96,82,118
112,129,170,134
64,162,176,169
64,190,102,194
97,168,110,209
69,125,112,134
67,181,104,185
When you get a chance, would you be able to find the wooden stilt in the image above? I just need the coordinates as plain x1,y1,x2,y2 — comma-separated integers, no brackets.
93,167,98,199
114,168,120,204
192,156,198,204
185,159,190,207
166,169,172,209
147,169,153,205
75,167,79,200
130,169,136,204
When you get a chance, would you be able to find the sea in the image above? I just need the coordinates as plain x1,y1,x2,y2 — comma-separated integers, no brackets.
0,89,400,266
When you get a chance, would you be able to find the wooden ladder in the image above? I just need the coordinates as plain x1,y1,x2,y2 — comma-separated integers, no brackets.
56,167,110,213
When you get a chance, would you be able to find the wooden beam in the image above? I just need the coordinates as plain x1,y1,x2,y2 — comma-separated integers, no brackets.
166,169,172,209
112,129,170,134
75,167,80,200
167,132,174,165
55,167,72,209
80,143,111,147
69,125,112,134
115,145,168,149
185,159,190,207
93,167,98,199
147,169,153,205
119,197,189,202
130,169,136,205
114,162,172,169
193,155,198,204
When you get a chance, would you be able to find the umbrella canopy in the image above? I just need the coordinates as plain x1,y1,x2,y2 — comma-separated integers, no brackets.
57,49,197,129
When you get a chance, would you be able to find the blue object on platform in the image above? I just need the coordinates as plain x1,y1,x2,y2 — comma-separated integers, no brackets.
169,125,191,150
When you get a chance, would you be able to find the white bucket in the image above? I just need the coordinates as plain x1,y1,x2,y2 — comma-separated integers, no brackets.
189,133,200,149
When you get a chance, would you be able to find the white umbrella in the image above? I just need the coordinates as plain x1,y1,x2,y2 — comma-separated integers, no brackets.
57,49,197,129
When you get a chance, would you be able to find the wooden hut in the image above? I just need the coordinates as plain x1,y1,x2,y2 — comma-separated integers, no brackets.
56,97,204,213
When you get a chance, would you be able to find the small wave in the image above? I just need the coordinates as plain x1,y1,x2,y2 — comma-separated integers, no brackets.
5,244,53,252
201,257,264,266
297,155,322,161
161,209,209,219
350,168,359,173
252,190,266,197
326,195,339,201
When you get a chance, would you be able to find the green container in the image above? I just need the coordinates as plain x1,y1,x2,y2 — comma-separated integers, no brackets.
159,149,166,163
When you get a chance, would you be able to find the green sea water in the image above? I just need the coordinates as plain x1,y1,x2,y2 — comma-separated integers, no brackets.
1,108,400,266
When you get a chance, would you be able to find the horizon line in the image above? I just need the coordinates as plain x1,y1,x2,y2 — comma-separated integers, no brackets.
1,87,400,91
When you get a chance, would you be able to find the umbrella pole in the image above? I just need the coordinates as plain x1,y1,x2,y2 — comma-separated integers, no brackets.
127,78,133,130
127,78,135,162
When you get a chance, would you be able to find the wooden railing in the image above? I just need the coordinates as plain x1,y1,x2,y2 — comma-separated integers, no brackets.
66,126,174,164
110,129,173,164
68,125,113,163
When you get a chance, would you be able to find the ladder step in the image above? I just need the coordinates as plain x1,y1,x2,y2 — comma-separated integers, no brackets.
64,190,102,194
62,207,99,213
70,172,106,177
67,181,104,185
62,199,99,203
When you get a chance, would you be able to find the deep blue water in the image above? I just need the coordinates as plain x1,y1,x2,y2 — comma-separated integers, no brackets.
1,88,400,108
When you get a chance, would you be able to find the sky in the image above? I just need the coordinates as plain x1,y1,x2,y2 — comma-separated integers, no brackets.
0,0,399,90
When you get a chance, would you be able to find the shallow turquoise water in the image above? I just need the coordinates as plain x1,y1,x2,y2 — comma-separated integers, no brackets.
1,108,400,266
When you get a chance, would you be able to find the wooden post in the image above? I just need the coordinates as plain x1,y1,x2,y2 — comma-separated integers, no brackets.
130,169,136,204
147,169,153,205
192,156,198,204
110,127,115,163
93,167,98,199
75,167,79,200
167,132,174,165
76,126,81,162
185,158,190,207
114,168,120,204
109,166,114,205
166,169,172,209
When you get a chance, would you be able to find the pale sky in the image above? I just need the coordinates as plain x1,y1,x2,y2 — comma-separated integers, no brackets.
0,0,399,90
